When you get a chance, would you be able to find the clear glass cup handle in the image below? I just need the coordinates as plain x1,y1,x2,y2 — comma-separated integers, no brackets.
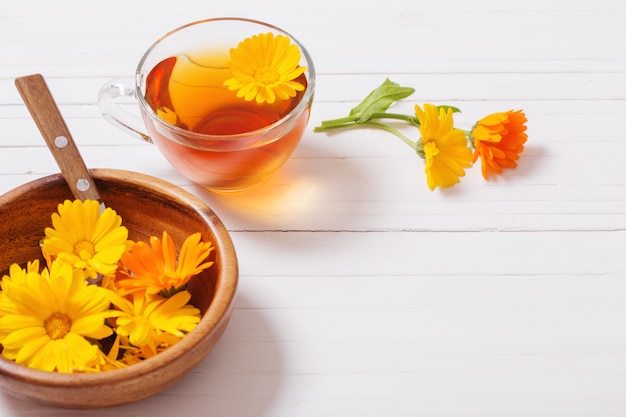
97,78,153,143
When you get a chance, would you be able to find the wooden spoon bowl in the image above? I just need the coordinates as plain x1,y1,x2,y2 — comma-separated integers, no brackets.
0,169,238,408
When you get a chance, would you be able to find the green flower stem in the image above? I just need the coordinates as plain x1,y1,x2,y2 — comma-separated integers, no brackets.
317,115,358,128
317,112,420,129
314,119,424,156
362,121,417,150
461,129,475,150
372,112,420,126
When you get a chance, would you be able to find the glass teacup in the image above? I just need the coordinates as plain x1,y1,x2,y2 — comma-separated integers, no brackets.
98,18,315,192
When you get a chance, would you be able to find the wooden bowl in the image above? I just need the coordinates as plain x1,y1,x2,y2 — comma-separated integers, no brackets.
0,169,238,408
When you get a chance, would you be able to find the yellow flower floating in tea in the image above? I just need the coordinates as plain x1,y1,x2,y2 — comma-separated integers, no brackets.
224,32,307,104
0,200,214,373
315,79,529,190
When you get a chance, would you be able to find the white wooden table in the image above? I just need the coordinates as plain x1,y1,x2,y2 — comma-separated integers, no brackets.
1,0,626,415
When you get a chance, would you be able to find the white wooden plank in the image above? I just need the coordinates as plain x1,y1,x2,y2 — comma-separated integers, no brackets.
1,138,624,232
2,265,624,416
1,72,624,111
1,0,625,77
226,230,625,276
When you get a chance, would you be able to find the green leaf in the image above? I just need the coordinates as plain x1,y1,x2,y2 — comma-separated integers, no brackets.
349,78,415,123
436,105,461,114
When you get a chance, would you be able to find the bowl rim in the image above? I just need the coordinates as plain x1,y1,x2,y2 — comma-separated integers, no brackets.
0,168,238,387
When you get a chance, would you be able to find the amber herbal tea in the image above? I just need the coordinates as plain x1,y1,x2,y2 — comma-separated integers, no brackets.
99,19,315,192
142,46,310,191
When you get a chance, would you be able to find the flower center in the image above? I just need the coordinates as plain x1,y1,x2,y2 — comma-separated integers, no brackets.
423,141,440,158
74,240,95,259
254,66,280,85
44,313,72,340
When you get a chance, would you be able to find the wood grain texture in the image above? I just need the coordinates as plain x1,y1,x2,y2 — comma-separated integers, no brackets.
14,74,101,201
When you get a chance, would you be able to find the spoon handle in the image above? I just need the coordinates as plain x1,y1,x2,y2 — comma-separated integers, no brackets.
15,74,101,202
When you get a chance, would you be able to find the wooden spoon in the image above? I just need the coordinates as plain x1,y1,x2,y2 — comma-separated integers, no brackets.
15,74,102,205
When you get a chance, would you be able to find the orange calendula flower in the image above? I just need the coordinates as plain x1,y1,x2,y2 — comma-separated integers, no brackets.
116,231,213,296
471,110,528,179
224,32,306,104
415,104,473,190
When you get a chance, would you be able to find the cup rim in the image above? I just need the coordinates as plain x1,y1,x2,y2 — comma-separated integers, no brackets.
133,17,316,142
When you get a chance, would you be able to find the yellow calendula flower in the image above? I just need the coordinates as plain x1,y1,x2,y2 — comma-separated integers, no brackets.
80,344,129,372
0,260,40,294
110,291,201,359
41,199,128,280
116,231,213,296
224,32,306,104
415,104,473,190
0,261,41,339
315,80,532,188
0,260,119,373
